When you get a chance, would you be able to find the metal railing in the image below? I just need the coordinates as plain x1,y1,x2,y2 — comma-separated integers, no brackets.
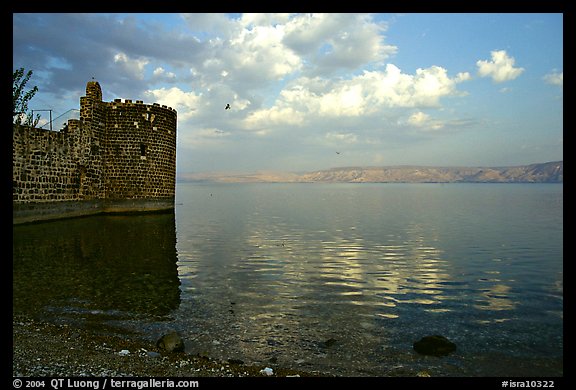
37,109,80,131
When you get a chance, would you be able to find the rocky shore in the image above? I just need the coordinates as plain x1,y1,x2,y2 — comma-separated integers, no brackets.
13,315,563,378
12,315,325,378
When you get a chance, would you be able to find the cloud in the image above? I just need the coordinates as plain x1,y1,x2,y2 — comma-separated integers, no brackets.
543,71,563,87
325,132,358,144
152,67,177,81
144,87,201,121
407,111,434,127
226,23,303,83
13,13,209,100
182,16,302,90
476,50,524,83
181,13,238,36
240,13,293,27
282,13,397,74
187,128,231,147
241,63,470,132
242,106,305,130
404,111,445,131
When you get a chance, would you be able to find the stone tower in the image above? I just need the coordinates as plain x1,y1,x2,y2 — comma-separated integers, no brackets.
13,80,177,224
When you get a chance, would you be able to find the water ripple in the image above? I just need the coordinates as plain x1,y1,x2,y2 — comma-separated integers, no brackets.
170,183,563,376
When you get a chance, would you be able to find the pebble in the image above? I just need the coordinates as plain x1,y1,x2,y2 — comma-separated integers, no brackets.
156,331,185,353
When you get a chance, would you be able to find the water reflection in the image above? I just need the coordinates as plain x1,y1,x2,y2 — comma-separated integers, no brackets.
13,213,180,326
175,199,462,371
476,283,516,311
173,183,564,376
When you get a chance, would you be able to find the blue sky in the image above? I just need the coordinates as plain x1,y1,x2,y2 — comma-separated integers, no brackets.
13,13,563,174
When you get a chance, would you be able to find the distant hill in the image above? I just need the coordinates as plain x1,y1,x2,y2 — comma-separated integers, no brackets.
178,161,563,183
297,161,563,183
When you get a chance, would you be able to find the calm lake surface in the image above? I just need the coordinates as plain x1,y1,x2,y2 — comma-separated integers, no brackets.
13,183,563,376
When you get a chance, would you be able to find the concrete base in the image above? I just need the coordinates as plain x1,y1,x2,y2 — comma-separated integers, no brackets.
13,198,175,224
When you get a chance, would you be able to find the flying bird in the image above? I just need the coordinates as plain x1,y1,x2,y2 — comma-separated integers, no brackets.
225,104,231,110
336,151,341,155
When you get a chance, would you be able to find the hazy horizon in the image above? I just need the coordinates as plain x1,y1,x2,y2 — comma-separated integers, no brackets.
177,159,563,177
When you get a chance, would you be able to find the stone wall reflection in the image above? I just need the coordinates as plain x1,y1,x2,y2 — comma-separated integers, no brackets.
13,212,180,320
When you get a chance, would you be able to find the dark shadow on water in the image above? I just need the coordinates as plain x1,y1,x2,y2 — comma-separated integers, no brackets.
13,212,180,327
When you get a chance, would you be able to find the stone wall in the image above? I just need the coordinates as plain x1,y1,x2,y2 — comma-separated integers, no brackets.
13,80,177,224
12,119,96,203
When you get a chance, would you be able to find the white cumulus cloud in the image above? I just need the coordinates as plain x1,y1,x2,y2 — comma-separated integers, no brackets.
113,52,149,80
543,71,563,87
283,13,397,74
215,22,303,88
241,63,470,132
476,50,524,83
405,111,445,131
152,67,176,80
144,87,201,121
242,106,305,130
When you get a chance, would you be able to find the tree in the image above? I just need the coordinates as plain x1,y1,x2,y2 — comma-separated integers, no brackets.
13,67,40,127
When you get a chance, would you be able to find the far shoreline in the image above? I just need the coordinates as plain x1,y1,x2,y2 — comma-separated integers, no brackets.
176,161,563,184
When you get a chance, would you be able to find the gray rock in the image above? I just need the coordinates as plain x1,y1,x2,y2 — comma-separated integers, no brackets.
413,335,456,357
156,331,185,353
320,338,337,348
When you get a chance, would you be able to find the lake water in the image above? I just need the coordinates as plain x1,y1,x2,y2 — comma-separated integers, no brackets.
13,183,563,376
